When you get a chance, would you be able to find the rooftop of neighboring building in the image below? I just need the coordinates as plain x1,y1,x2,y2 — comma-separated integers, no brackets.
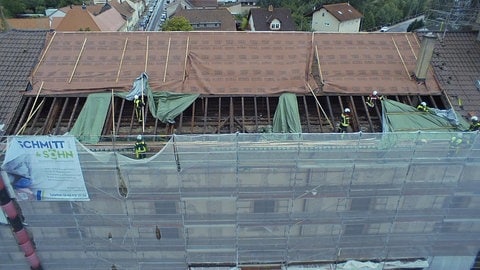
320,3,363,21
187,0,218,8
55,6,101,31
306,2,363,21
248,5,296,31
175,8,236,31
5,18,50,30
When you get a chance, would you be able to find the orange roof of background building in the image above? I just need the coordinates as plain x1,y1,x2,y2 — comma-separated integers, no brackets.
56,7,101,31
6,18,50,30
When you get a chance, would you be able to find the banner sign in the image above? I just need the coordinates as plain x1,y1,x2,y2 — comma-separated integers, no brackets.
1,136,89,201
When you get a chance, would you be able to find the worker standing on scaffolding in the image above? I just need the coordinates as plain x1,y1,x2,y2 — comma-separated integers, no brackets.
134,135,148,159
134,95,145,123
338,108,351,133
366,90,383,108
448,133,469,156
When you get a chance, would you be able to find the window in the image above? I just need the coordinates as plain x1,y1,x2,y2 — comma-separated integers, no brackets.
445,196,471,208
66,228,84,238
270,23,280,30
160,227,180,239
344,224,365,235
350,198,372,211
154,201,177,214
253,200,275,213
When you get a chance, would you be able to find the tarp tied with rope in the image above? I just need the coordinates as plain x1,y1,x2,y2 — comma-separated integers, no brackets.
119,73,199,124
381,98,469,133
70,73,199,143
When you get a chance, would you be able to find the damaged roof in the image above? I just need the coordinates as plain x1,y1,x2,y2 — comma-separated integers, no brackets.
29,31,440,97
0,30,48,135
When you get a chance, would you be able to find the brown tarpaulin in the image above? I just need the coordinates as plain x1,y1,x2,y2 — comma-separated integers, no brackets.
29,31,440,96
313,32,440,95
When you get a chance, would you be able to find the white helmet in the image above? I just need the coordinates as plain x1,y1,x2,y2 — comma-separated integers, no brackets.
472,116,478,122
373,90,378,96
420,101,426,106
344,108,350,113
136,134,142,141
134,95,139,99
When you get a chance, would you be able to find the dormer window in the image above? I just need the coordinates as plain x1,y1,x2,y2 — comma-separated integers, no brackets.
270,18,281,30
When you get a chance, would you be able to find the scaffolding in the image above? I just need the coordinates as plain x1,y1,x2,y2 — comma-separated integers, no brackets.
1,132,480,270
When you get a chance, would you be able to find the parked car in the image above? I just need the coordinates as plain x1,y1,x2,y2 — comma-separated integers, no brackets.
380,26,390,32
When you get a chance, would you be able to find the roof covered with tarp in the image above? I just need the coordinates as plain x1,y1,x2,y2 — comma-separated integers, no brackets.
69,74,305,144
381,98,469,132
29,31,440,96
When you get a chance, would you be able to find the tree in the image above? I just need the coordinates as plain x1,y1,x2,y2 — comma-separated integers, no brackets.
23,0,45,13
162,16,193,31
0,0,25,17
407,19,425,32
362,12,376,31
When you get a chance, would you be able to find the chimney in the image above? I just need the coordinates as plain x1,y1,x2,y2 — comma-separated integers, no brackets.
268,5,273,12
413,32,437,82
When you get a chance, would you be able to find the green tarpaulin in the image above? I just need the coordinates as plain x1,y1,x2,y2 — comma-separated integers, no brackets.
70,93,112,144
272,93,302,133
151,92,199,123
71,74,199,144
382,98,469,132
117,73,199,124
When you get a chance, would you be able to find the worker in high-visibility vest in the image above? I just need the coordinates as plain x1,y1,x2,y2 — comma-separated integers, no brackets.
134,95,145,123
134,135,148,159
417,101,429,112
338,108,351,133
448,133,468,156
469,116,480,131
366,90,383,108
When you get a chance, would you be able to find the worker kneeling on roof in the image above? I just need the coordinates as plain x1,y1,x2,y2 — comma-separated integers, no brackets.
417,101,429,112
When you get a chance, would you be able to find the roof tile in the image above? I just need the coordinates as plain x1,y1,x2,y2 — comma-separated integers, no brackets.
0,29,48,134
